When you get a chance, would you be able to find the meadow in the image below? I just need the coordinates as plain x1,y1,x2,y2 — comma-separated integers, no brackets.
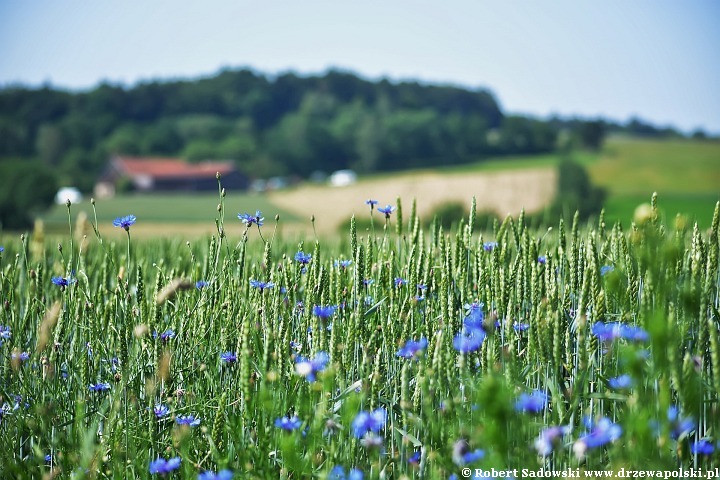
2,183,720,478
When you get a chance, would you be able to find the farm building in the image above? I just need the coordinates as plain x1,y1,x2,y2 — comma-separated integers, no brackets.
95,156,247,197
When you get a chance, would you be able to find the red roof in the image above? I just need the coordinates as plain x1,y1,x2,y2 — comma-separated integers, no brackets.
113,156,236,179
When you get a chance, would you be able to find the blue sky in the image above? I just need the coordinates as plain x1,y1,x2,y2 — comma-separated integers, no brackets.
1,0,719,133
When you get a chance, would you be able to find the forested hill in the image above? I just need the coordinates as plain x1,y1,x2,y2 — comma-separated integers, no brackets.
0,68,684,191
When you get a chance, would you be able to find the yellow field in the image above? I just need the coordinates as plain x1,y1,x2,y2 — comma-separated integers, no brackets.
268,167,556,234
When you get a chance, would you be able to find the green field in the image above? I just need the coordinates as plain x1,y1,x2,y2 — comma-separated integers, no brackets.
40,192,299,232
589,136,720,227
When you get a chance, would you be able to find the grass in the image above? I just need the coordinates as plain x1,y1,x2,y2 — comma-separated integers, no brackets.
1,191,719,478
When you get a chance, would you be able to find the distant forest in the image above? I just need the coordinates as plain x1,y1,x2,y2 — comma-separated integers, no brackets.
0,68,695,192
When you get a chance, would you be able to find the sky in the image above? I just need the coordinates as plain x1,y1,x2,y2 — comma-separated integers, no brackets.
1,0,719,133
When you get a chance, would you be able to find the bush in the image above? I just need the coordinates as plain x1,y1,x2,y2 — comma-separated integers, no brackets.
427,201,468,230
337,215,374,235
549,158,606,220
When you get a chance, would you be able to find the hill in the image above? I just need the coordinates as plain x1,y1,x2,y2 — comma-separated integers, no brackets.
0,68,684,197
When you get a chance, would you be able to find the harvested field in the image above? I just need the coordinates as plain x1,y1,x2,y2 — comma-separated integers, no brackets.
269,167,556,233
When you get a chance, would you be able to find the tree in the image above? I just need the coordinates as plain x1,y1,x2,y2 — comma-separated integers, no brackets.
0,161,57,229
0,117,29,155
104,124,142,155
182,139,219,162
35,124,66,166
577,120,606,150
140,122,182,154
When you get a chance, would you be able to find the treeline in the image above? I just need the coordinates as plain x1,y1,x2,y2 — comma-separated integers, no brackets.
0,67,690,192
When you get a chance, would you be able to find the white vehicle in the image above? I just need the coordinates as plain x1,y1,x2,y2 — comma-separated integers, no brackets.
55,187,83,205
329,169,357,187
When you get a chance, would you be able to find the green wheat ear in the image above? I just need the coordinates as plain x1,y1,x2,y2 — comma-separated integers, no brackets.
395,196,403,237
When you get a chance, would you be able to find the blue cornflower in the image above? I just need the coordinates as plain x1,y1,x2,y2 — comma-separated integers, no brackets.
329,466,364,480
691,439,715,455
396,338,428,359
538,256,547,264
377,205,395,218
394,277,407,287
249,279,274,292
11,351,30,362
196,280,208,289
513,322,530,332
176,415,201,427
0,402,12,421
452,439,485,466
153,329,175,342
463,302,485,330
363,278,374,287
0,325,11,345
573,417,622,459
351,408,386,438
88,383,111,392
153,404,170,418
608,374,634,390
591,322,649,343
12,394,25,408
313,305,337,319
113,215,137,231
274,415,302,431
295,351,329,382
51,275,75,288
515,390,548,414
198,470,234,480
365,199,378,207
0,246,4,253
294,251,312,265
462,449,484,464
616,324,649,342
600,265,615,276
534,425,571,457
220,351,237,364
667,406,694,440
408,451,421,464
238,210,264,227
483,242,497,252
335,259,352,269
149,457,181,475
453,328,486,353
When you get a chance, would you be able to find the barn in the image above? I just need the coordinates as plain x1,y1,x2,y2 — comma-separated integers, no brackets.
95,156,247,197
